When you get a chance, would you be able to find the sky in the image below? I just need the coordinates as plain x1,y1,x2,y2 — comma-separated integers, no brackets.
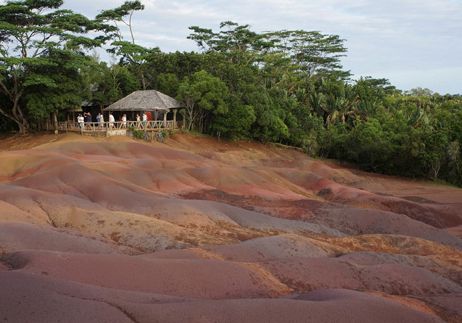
29,1,462,93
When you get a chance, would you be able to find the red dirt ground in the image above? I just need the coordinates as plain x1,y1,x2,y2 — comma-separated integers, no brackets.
0,133,461,322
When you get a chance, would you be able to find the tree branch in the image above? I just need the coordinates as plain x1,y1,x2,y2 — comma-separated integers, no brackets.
128,11,135,44
0,79,11,97
32,34,53,58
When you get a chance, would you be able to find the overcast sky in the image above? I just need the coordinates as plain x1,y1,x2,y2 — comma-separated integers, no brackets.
62,1,462,94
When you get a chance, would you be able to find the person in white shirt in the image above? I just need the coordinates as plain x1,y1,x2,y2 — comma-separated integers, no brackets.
142,112,147,129
99,113,105,128
136,113,141,128
77,114,84,130
109,113,115,129
121,114,127,128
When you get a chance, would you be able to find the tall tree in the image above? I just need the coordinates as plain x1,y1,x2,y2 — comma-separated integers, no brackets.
0,0,111,133
97,1,151,89
188,21,273,66
85,60,138,111
177,70,228,131
263,30,349,78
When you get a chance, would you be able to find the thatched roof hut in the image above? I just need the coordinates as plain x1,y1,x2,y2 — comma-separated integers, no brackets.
103,90,182,112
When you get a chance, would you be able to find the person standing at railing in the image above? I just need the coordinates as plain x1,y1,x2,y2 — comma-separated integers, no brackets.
84,112,92,130
109,112,115,129
77,114,84,130
142,112,147,129
98,113,104,129
136,114,141,128
122,114,127,128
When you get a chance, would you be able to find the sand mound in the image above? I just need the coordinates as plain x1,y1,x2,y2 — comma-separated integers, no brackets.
208,234,332,261
262,257,462,296
0,272,132,323
0,133,461,322
0,271,443,323
421,294,462,323
8,250,290,298
0,222,121,254
122,289,444,323
311,206,462,248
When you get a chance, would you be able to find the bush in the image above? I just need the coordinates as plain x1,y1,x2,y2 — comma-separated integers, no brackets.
132,128,145,140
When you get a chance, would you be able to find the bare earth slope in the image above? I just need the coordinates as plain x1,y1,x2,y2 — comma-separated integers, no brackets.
0,133,461,323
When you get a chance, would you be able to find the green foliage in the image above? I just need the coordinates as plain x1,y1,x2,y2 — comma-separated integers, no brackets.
157,73,180,97
159,129,170,141
211,100,256,139
0,0,112,133
130,128,144,139
24,49,91,120
177,70,228,131
85,60,138,109
1,7,461,188
96,1,150,88
317,92,462,186
179,21,462,187
263,30,349,78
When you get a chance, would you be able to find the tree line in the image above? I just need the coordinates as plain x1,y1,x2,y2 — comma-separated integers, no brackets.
1,1,461,186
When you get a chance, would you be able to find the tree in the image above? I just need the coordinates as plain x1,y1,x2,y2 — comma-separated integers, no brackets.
0,0,111,133
307,77,358,127
25,49,91,127
188,22,349,79
143,50,204,89
352,77,394,116
177,70,228,131
210,97,256,139
188,21,270,63
156,73,179,98
97,1,151,89
96,0,144,45
85,60,138,111
263,30,349,78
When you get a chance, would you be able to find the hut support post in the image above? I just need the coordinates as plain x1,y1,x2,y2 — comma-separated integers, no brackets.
163,112,167,128
173,110,177,128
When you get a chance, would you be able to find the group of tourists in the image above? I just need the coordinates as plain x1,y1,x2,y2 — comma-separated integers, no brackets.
77,112,148,130
77,112,93,129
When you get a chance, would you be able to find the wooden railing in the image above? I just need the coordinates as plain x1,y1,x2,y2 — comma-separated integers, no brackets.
58,120,177,132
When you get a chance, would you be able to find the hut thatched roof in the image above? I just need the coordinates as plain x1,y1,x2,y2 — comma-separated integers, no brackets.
103,90,182,112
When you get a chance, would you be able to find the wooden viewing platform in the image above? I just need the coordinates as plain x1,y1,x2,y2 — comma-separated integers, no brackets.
58,120,178,137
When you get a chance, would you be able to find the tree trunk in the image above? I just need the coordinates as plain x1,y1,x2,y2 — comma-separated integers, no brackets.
185,100,195,131
0,108,29,134
431,160,441,180
10,95,29,134
140,70,147,90
0,107,30,135
52,111,58,134
16,119,29,135
187,108,194,131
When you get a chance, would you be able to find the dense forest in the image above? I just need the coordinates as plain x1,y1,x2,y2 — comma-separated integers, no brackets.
1,0,461,186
